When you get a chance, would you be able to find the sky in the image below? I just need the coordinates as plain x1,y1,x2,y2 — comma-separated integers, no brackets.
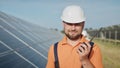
0,0,120,30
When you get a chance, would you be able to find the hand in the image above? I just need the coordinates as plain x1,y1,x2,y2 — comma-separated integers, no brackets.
77,42,91,61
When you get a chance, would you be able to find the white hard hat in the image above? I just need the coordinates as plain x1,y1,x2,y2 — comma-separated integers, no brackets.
61,5,86,23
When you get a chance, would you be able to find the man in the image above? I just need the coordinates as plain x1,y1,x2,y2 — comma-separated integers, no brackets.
46,5,103,68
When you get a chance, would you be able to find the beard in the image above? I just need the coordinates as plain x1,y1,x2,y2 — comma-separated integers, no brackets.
64,30,81,40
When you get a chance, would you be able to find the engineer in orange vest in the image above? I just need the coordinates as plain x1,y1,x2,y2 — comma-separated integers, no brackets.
46,5,103,68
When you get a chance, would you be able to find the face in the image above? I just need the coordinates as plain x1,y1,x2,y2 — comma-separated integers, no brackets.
63,21,84,40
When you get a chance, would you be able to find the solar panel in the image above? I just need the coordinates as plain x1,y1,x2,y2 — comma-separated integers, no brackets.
0,11,63,68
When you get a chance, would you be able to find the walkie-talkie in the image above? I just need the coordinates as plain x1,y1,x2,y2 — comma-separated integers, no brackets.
81,28,102,51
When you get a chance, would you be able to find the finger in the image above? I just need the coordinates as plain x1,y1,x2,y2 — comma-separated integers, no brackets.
80,46,85,50
77,48,83,55
83,42,88,47
78,48,82,52
79,45,85,53
81,43,88,51
77,49,81,54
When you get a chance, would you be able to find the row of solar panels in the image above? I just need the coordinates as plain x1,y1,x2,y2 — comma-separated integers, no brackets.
0,11,63,68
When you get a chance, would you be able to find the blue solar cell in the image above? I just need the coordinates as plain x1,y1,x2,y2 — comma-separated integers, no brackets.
0,43,9,53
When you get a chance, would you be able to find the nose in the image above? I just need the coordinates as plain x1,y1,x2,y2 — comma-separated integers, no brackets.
71,24,76,30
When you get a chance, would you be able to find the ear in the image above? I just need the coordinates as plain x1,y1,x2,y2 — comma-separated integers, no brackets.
81,21,85,26
82,21,85,29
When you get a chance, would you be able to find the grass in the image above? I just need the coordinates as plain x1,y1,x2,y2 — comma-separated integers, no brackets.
93,39,120,68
